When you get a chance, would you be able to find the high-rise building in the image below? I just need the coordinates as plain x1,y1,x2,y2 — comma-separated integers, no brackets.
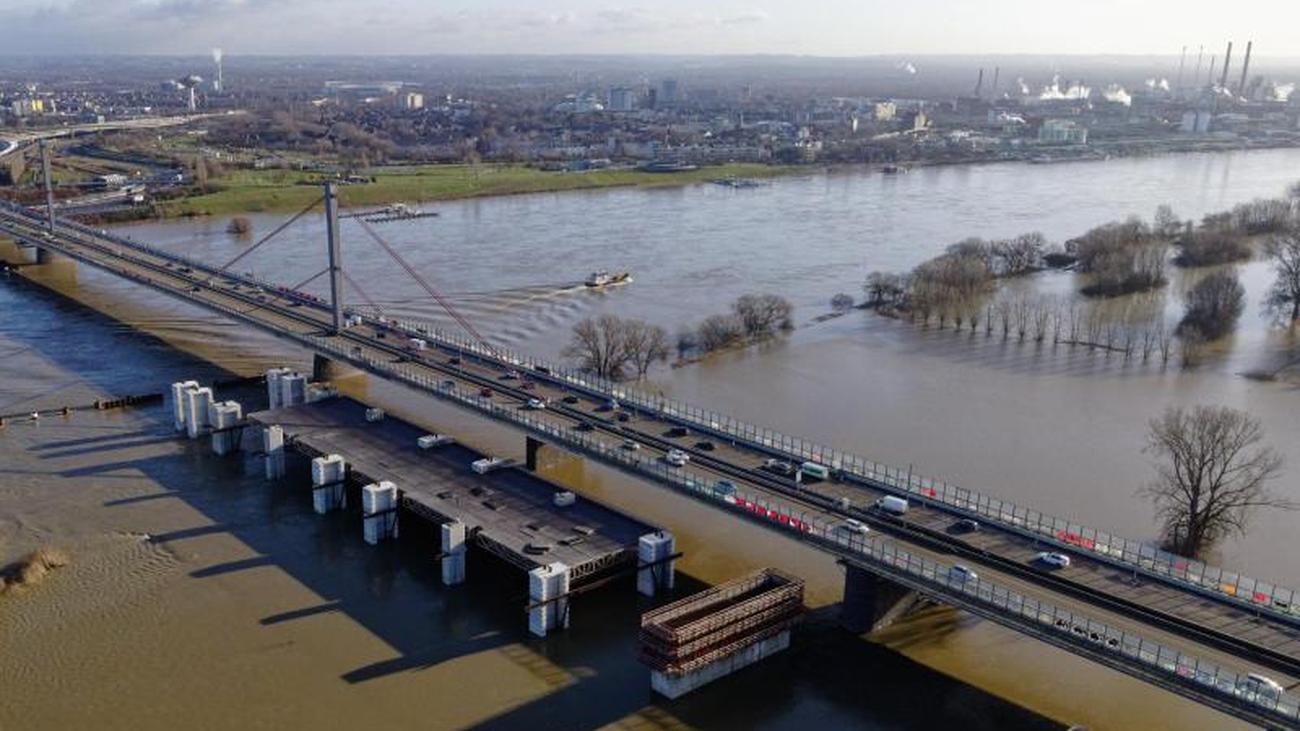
401,92,425,110
608,87,636,112
659,79,679,106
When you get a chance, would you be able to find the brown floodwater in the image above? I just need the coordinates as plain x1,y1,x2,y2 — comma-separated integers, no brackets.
6,148,1298,730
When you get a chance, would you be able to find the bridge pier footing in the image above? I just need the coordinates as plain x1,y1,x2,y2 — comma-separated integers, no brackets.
840,562,930,634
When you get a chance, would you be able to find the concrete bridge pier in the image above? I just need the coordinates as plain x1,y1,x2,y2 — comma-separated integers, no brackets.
310,454,347,514
528,562,571,638
312,353,359,383
209,400,243,456
525,435,583,473
361,481,399,545
840,562,932,634
637,530,677,597
440,520,467,586
34,246,64,265
262,425,286,479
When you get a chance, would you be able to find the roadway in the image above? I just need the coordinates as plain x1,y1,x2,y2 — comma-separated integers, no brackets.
1,204,1298,728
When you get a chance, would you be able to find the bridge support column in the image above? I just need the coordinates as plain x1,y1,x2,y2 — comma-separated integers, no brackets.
312,353,358,383
265,367,291,408
361,481,399,545
528,562,571,638
525,435,581,473
263,425,285,480
310,454,347,514
841,562,929,634
637,530,676,597
440,520,467,586
183,386,214,440
34,247,63,264
170,380,199,432
209,400,243,456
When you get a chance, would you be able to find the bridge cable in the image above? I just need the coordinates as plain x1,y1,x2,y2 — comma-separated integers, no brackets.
341,270,384,316
206,195,323,281
289,267,329,292
351,216,497,355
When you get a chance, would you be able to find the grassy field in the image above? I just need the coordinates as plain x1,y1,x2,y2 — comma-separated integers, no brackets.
157,163,801,218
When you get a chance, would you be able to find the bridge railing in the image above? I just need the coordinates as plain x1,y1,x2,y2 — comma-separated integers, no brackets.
9,206,1295,627
355,312,1300,626
285,331,1300,726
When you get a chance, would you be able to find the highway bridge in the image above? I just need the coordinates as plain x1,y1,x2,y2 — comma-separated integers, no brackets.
2,194,1299,729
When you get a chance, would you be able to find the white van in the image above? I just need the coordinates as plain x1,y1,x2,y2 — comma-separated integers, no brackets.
876,495,909,516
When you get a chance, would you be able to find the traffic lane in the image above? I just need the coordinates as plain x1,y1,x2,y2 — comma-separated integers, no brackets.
23,217,1300,675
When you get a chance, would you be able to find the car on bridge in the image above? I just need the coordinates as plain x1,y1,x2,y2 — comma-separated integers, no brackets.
1235,673,1284,703
837,518,870,536
1036,552,1071,569
948,565,978,583
525,398,546,410
665,449,689,467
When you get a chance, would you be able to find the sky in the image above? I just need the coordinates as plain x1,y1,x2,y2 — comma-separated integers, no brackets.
2,0,1299,57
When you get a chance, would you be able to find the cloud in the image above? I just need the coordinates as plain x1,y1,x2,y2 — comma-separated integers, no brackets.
718,8,769,26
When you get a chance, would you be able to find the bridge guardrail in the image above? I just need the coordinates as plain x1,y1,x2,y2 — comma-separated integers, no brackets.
292,332,1300,727
362,311,1300,626
5,203,1295,627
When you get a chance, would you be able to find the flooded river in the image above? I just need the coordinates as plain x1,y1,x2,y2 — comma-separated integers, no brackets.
5,148,1300,730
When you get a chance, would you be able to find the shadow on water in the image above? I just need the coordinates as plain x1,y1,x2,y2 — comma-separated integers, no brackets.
0,273,1062,731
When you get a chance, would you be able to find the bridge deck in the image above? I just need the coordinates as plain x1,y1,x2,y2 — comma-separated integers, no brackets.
5,203,1300,728
249,397,655,581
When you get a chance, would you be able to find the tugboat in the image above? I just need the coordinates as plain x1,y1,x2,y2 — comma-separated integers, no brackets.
584,270,633,288
881,164,908,174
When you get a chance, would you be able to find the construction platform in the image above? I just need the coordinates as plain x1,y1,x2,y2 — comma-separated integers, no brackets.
248,396,660,585
640,568,804,698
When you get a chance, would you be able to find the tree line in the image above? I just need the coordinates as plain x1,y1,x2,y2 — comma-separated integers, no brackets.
564,293,795,380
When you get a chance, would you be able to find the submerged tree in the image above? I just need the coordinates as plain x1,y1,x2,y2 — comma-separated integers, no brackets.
1139,405,1289,558
1178,269,1244,341
1264,233,1300,323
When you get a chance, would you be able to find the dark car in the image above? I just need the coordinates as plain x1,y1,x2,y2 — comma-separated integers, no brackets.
575,421,595,432
448,357,461,365
666,426,689,438
562,395,580,404
694,441,715,451
534,365,551,374
521,380,537,390
479,387,493,398
617,412,631,422
954,518,980,533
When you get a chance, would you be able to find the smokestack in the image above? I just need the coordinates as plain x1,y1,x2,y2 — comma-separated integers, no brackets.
1176,46,1187,90
991,67,1000,98
1193,45,1204,86
1207,55,1216,86
1237,40,1253,95
974,68,984,98
1219,41,1233,89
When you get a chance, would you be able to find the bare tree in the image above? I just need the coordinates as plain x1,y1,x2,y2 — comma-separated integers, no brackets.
1264,233,1300,323
1179,269,1245,341
624,321,670,378
696,314,746,351
733,294,794,338
563,315,632,378
1140,405,1289,557
830,293,855,312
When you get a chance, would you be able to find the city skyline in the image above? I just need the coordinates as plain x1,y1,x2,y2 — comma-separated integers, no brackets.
3,0,1299,57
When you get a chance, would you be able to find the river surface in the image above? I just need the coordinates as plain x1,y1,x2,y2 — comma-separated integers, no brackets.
5,148,1300,730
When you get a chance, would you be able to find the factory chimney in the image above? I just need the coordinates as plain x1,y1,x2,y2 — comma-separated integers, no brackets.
1176,46,1187,91
1237,41,1253,96
1219,41,1233,89
973,68,984,98
991,67,1000,99
1193,45,1204,87
212,48,224,93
